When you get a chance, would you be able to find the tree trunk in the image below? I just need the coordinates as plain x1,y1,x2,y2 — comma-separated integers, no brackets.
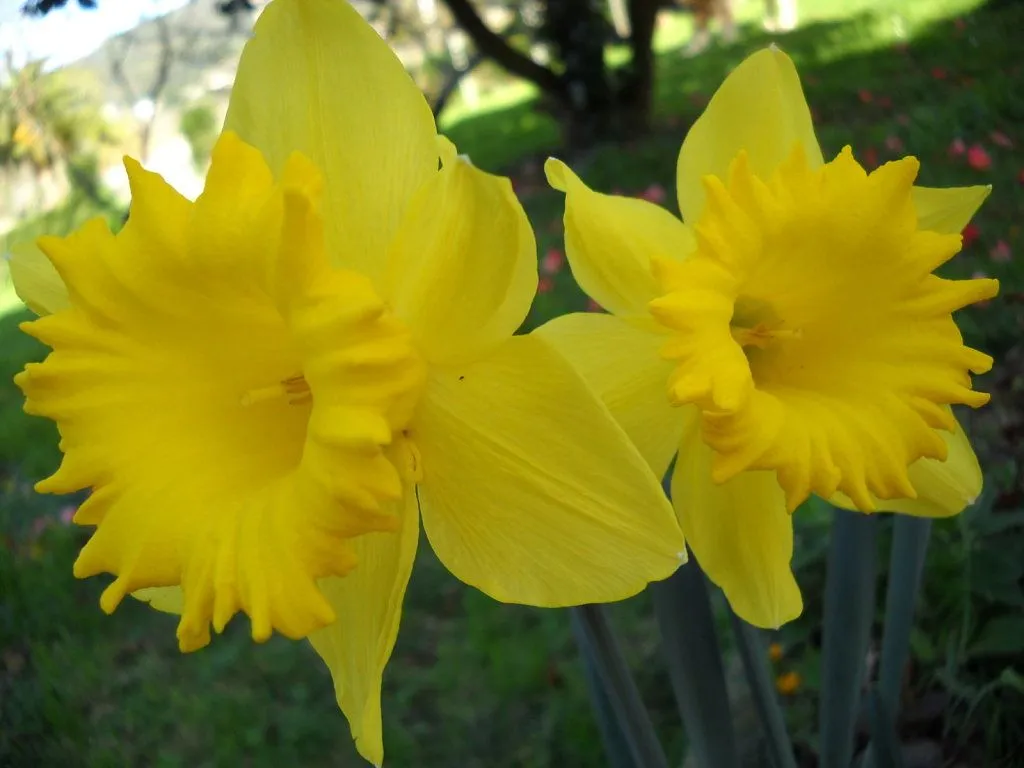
617,0,659,135
440,0,662,149
441,0,565,101
541,0,616,146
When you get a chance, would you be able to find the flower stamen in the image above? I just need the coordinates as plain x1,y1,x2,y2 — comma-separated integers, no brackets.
731,323,802,349
241,374,312,406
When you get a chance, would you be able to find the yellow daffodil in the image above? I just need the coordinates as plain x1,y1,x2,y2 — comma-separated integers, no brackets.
538,47,997,630
10,1,684,763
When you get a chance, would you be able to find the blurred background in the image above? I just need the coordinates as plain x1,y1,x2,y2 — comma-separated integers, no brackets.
1,0,1022,765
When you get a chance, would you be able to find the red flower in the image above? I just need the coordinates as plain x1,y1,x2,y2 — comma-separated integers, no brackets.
862,146,879,169
990,240,1012,264
884,134,904,153
966,144,992,171
537,276,554,295
639,183,666,204
541,247,564,275
858,88,873,104
931,67,948,80
991,131,1014,148
961,223,980,248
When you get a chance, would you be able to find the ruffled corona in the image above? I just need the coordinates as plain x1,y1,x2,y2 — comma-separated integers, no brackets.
15,132,425,651
649,146,998,513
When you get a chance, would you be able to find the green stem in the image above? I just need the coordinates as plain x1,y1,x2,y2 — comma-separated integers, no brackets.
861,516,931,768
651,561,739,768
878,517,931,711
819,509,879,768
571,604,670,768
571,609,640,768
867,688,907,768
729,611,798,768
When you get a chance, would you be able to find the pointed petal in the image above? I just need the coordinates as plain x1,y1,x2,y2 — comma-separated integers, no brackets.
8,239,70,315
132,586,183,614
224,0,438,285
386,144,536,365
672,409,803,628
309,491,419,767
677,47,823,223
535,312,683,480
912,185,991,235
831,417,981,518
545,158,695,318
415,334,685,607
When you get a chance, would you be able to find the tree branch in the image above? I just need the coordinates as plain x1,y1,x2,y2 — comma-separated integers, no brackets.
441,0,564,98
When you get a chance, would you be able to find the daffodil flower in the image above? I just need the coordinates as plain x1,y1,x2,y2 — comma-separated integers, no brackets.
10,0,684,762
538,47,998,630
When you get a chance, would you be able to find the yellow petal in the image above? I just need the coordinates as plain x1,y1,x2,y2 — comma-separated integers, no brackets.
8,239,70,315
133,586,183,614
385,143,536,365
224,0,438,286
535,312,683,480
672,408,802,628
676,47,822,223
415,334,685,606
831,416,981,518
309,491,419,768
912,185,991,234
545,157,695,318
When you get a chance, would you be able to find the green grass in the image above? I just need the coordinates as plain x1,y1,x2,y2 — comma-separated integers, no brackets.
4,0,1024,765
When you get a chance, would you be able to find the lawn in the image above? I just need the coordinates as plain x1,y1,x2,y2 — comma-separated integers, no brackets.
2,0,1023,765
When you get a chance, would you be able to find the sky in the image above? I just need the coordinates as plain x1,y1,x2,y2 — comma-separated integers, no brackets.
0,0,188,69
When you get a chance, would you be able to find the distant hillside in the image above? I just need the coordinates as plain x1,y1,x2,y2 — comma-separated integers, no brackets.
70,0,262,109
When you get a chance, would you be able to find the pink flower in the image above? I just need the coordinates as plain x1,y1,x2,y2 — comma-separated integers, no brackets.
961,223,980,249
59,506,76,525
537,276,554,295
884,134,904,152
896,113,911,126
990,130,1014,148
931,67,948,81
949,138,966,157
858,88,873,104
990,240,1012,264
541,247,564,275
586,298,603,313
966,144,992,171
639,183,666,204
862,146,879,169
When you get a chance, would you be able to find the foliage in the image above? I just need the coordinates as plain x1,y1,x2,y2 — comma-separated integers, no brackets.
0,59,111,172
179,102,219,169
